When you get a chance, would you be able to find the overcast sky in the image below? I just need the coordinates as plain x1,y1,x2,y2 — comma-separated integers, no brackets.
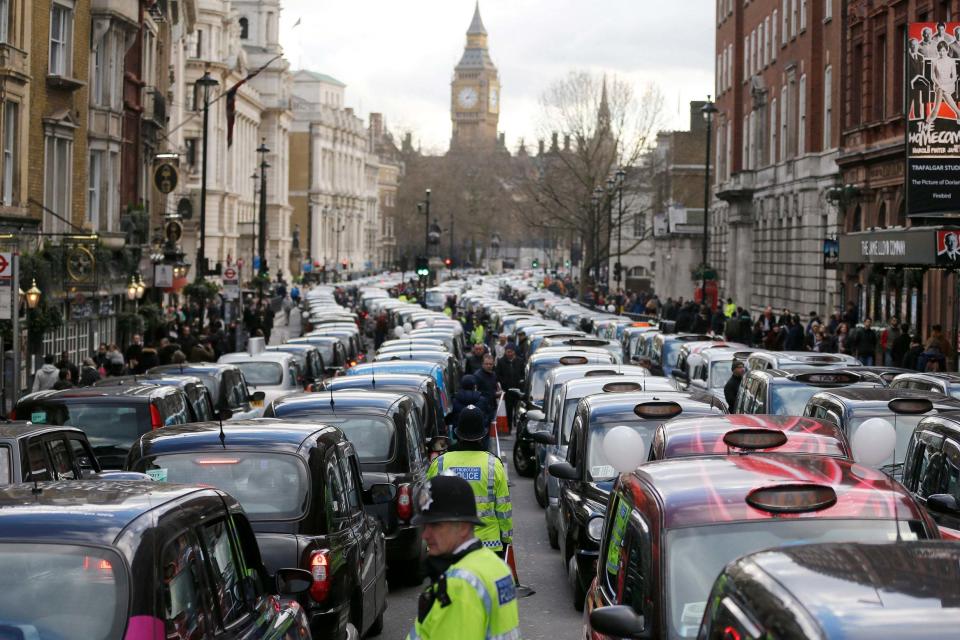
279,0,714,154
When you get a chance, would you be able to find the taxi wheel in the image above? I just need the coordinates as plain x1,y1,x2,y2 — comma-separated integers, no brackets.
534,473,547,508
366,611,384,637
513,442,535,477
568,555,585,611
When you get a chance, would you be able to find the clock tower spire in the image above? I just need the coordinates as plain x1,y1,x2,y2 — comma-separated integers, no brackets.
450,2,500,152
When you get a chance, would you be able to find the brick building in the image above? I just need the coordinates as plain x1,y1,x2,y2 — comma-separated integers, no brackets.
711,0,843,315
836,0,958,345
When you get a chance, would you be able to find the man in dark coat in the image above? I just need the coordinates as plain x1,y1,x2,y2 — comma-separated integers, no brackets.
473,354,498,426
495,344,524,434
724,361,746,409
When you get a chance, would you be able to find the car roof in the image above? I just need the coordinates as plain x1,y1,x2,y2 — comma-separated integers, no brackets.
733,542,960,636
350,361,441,374
747,367,876,386
150,363,237,376
20,384,178,402
629,454,923,529
894,371,960,384
581,390,718,418
92,374,205,389
270,390,407,414
657,415,851,459
136,419,338,455
545,364,649,382
0,423,86,439
561,375,673,398
266,344,318,354
0,480,215,544
811,387,960,410
325,374,431,388
219,352,295,365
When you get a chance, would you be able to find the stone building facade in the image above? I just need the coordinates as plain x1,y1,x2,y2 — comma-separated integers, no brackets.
711,0,843,315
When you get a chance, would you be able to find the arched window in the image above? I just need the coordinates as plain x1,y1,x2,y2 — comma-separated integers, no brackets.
851,205,862,232
239,17,249,39
877,202,887,228
896,199,907,227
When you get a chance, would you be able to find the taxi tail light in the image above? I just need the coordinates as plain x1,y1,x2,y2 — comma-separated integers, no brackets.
149,404,163,429
722,428,789,450
305,383,314,392
7,409,14,420
396,483,413,521
746,484,837,514
309,550,332,602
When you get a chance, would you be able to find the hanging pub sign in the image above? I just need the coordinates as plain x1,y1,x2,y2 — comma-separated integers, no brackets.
153,162,179,195
906,22,960,216
823,237,839,269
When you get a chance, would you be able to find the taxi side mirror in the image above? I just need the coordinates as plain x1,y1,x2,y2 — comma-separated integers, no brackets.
525,409,546,423
549,461,578,481
506,388,523,401
927,493,960,516
590,605,651,639
275,568,313,595
531,431,556,446
671,369,689,383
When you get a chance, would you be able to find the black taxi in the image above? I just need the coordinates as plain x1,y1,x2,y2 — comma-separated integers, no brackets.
264,391,429,583
323,373,447,440
551,392,723,610
127,420,393,639
0,480,313,639
889,371,960,399
93,373,216,422
0,423,151,483
149,363,266,421
902,413,960,539
732,368,881,416
698,542,960,639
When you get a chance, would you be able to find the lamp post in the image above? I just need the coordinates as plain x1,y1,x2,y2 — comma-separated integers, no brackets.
591,186,603,288
700,98,718,308
606,176,615,289
195,69,220,282
614,167,627,293
422,188,431,259
257,140,270,279
333,209,346,282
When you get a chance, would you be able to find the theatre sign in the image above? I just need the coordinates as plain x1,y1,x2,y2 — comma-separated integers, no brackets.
838,227,960,266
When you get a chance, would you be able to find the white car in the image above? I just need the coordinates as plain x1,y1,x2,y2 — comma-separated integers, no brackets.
217,351,301,416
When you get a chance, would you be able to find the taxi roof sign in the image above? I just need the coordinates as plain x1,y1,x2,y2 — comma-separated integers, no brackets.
792,372,860,385
746,484,837,514
634,401,683,419
559,356,589,365
722,428,789,450
585,369,618,377
602,381,643,393
887,398,934,415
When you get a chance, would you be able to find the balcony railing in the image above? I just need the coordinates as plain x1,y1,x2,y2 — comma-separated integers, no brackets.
142,87,166,127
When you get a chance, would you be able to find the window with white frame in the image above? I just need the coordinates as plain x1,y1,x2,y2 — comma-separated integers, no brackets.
763,18,770,66
801,0,807,30
780,86,788,159
742,114,749,168
798,74,807,153
743,35,749,77
44,129,73,234
770,96,778,164
823,65,833,148
824,0,832,21
781,0,788,44
49,1,74,76
142,28,157,88
791,0,798,37
772,11,778,58
87,150,102,227
2,101,17,207
90,31,121,109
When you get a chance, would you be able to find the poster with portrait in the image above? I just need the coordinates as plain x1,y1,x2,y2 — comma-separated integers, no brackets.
907,22,960,215
936,229,960,265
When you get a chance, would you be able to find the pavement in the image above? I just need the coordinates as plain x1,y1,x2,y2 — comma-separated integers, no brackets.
379,434,584,639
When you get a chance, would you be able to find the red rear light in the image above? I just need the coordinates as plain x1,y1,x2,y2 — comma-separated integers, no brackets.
396,483,413,521
305,383,314,392
8,409,15,420
149,404,163,429
309,550,331,602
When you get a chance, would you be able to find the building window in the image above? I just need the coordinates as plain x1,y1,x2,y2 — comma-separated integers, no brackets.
823,66,833,149
0,0,9,44
771,11,778,60
791,0,798,37
770,97,778,163
87,150,102,227
874,33,887,120
49,1,74,76
195,29,203,59
185,138,198,166
824,0,832,21
108,151,119,232
781,0,788,44
142,28,157,88
798,74,807,154
239,17,249,39
742,114,749,169
2,101,17,206
780,86,788,159
800,0,807,30
44,131,73,234
743,35,749,77
850,43,863,126
764,17,771,65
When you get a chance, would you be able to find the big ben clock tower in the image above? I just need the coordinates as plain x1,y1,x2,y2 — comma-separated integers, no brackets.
450,2,500,152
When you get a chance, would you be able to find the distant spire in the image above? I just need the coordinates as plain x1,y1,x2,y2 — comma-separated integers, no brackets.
468,1,487,36
598,74,611,132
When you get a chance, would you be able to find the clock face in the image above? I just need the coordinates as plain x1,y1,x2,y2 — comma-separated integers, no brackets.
457,87,478,109
489,88,498,111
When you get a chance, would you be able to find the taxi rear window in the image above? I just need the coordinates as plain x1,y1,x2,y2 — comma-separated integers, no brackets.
0,445,9,483
138,452,309,520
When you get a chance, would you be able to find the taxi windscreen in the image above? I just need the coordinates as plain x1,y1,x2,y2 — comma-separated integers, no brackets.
769,385,823,415
138,452,309,520
0,544,127,639
664,519,923,638
234,362,283,385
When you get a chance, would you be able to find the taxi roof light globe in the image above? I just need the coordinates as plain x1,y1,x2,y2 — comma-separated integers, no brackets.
851,417,897,467
603,426,646,474
394,326,405,338
403,322,413,333
426,317,436,327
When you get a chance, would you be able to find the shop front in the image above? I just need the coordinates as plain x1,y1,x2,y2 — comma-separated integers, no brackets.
839,226,960,367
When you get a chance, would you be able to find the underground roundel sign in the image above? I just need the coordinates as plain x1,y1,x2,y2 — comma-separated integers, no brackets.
154,163,179,195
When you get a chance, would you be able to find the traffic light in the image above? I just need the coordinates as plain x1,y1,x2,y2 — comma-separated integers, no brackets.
531,258,539,268
415,256,429,277
444,258,452,267
341,259,348,270
564,259,571,267
614,262,622,280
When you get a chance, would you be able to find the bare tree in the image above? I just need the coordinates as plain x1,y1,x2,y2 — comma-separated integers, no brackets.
521,70,664,298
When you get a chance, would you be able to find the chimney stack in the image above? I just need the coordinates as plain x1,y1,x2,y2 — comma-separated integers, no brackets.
498,132,505,147
550,132,559,152
369,112,383,139
538,139,545,156
563,134,571,151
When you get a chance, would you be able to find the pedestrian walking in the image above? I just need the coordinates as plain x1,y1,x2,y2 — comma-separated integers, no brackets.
79,358,101,386
464,343,486,375
473,354,498,427
427,406,514,556
853,318,878,366
724,360,745,409
451,375,489,440
32,355,59,392
495,344,524,433
406,474,520,640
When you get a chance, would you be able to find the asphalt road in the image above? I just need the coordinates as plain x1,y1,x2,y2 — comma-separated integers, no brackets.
379,435,584,639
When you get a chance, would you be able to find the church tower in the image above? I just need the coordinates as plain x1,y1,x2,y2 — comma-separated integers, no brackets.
450,2,500,152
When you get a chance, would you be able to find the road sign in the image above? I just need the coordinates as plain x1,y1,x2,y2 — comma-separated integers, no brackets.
155,264,173,288
223,267,237,280
253,256,261,271
222,266,240,300
0,253,13,320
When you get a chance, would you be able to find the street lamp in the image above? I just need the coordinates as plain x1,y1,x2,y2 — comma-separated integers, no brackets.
592,186,603,287
257,140,270,278
613,167,626,293
126,276,138,301
24,279,41,310
195,68,220,282
135,274,145,300
700,98,718,309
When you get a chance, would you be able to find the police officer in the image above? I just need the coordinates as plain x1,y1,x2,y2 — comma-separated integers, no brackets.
407,475,520,640
427,405,513,555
